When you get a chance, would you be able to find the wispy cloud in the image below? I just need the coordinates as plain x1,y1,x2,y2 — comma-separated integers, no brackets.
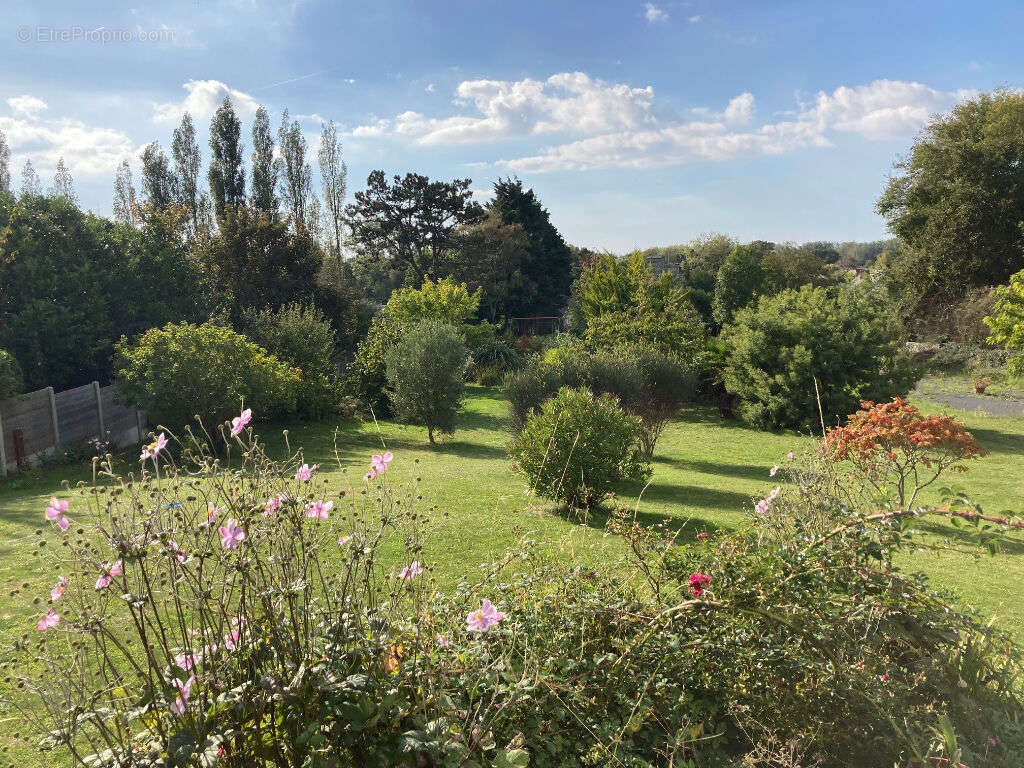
644,3,668,23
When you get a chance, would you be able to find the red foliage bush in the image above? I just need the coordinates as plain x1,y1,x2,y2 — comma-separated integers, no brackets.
823,397,983,508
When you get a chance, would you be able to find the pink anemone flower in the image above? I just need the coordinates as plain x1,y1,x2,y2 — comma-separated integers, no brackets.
466,600,505,633
229,408,252,437
218,518,245,550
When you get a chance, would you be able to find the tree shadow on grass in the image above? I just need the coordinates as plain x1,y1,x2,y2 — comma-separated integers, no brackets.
653,456,771,482
552,502,739,543
912,518,1024,556
967,426,1024,457
626,481,752,511
457,410,511,433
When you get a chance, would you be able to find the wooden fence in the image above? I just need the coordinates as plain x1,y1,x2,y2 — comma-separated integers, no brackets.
0,383,146,478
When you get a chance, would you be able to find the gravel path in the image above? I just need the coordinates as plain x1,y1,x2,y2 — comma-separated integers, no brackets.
915,391,1024,418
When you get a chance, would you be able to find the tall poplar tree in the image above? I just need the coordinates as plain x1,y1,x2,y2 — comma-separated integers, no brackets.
172,112,207,237
251,106,278,214
318,119,347,262
50,158,77,204
112,159,138,226
208,97,246,221
140,142,177,211
277,110,314,231
20,159,41,197
0,129,10,193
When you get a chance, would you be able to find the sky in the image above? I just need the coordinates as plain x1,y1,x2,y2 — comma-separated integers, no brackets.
1,0,1022,252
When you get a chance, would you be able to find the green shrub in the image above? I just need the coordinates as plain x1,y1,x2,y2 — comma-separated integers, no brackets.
986,268,1024,375
506,342,697,454
471,338,521,372
721,284,919,430
0,349,23,400
473,364,505,386
114,321,301,432
573,251,707,358
629,344,699,455
509,386,650,509
239,302,341,418
385,320,467,443
348,277,490,414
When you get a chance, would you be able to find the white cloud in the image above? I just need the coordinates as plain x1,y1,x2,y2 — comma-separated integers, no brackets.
644,3,668,23
425,83,436,93
351,72,657,144
502,79,967,173
688,15,702,24
0,111,135,177
723,92,755,125
152,79,260,124
802,79,971,140
350,73,971,173
7,95,48,118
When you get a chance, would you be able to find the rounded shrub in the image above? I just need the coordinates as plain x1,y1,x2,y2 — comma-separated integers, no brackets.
509,386,651,509
385,320,468,443
721,284,919,430
0,349,24,400
239,302,341,418
114,321,301,432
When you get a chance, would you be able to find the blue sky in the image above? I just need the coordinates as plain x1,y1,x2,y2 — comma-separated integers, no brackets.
2,0,1021,251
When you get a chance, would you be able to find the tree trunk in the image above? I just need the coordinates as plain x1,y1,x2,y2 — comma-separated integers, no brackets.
427,425,435,444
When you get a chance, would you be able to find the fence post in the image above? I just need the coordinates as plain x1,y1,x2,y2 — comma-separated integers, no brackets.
47,386,60,448
93,381,105,437
0,406,6,480
136,409,145,444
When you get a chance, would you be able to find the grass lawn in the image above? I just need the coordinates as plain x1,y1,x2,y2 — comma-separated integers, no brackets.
1,384,1023,763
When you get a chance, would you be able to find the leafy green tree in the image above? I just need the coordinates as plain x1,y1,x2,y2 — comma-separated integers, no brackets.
877,89,1024,306
348,277,483,414
318,119,347,263
112,159,139,226
208,97,246,221
576,252,705,358
49,158,77,205
0,194,117,387
0,129,9,193
172,112,209,238
985,269,1024,375
346,171,482,279
385,320,467,443
114,321,300,432
488,177,573,316
721,284,918,430
448,210,533,322
250,106,278,216
712,244,768,325
196,204,322,319
140,142,177,211
20,159,41,197
0,349,23,399
0,194,208,390
277,110,315,232
240,302,341,417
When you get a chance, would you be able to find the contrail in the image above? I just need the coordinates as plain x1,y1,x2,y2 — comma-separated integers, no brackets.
254,70,332,91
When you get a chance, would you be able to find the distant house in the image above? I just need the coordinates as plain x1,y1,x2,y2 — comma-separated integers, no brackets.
644,253,682,280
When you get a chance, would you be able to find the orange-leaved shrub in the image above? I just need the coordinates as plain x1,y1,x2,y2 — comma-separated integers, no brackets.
823,397,983,508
